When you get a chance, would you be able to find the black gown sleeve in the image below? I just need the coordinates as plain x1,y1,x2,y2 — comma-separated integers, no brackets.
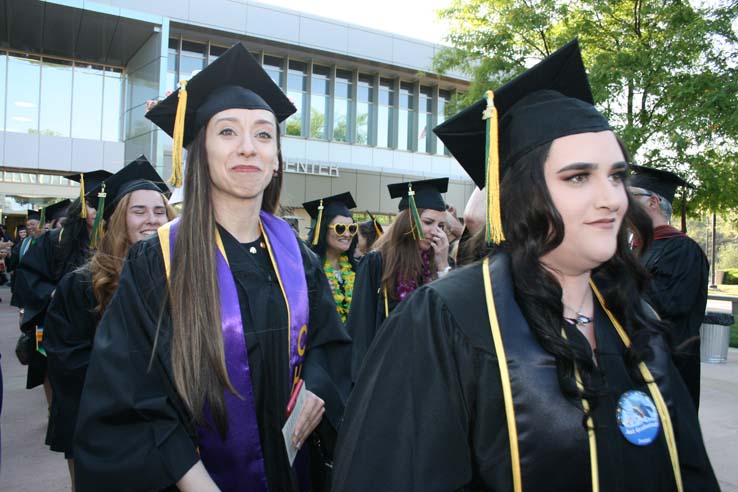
333,285,482,492
299,242,352,430
644,238,707,320
646,333,720,490
73,239,198,492
44,269,97,455
15,231,58,328
345,251,384,382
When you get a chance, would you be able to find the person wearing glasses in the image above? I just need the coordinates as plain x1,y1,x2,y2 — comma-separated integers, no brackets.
346,178,450,382
332,40,717,491
304,193,359,324
629,165,708,411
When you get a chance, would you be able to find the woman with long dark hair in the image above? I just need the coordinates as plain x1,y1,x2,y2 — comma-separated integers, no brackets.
43,159,175,491
73,43,350,492
332,40,718,491
303,193,359,324
346,178,450,381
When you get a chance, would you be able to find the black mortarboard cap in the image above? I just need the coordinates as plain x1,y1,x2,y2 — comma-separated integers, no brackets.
44,199,71,222
303,192,356,221
100,155,170,221
387,178,448,212
433,39,610,244
66,170,113,199
629,165,692,203
145,42,297,188
27,209,41,221
303,192,356,245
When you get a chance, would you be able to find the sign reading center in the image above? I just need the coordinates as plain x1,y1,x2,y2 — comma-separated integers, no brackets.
284,160,340,177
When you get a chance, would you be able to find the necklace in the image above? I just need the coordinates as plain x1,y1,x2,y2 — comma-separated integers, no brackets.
562,288,593,326
323,254,355,323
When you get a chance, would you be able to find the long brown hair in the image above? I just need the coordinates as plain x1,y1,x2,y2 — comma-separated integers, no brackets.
377,208,436,300
169,125,284,436
90,192,177,316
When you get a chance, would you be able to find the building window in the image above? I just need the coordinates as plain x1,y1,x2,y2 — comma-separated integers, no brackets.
102,68,122,142
377,78,395,148
264,55,284,88
40,58,73,137
310,64,330,140
0,52,7,132
72,64,104,139
333,69,352,143
286,60,307,137
167,38,179,92
436,89,452,156
356,73,374,145
397,81,416,151
179,40,206,83
209,44,228,64
6,54,41,134
419,86,434,153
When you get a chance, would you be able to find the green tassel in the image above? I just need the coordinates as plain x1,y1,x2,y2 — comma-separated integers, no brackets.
89,184,107,248
39,208,46,229
408,183,425,241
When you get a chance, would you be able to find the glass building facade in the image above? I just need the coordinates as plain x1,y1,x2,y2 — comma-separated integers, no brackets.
0,50,122,142
165,38,458,155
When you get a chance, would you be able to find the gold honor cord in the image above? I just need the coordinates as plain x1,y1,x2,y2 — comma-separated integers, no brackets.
383,287,389,318
259,220,294,366
482,257,522,492
157,222,172,281
560,328,599,492
590,281,683,492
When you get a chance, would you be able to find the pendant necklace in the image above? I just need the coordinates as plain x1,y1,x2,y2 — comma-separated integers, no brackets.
562,288,592,326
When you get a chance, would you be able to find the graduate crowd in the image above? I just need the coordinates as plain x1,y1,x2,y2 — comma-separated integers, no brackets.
4,39,720,492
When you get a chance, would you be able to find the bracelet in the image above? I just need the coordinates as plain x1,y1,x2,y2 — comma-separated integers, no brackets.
437,265,452,277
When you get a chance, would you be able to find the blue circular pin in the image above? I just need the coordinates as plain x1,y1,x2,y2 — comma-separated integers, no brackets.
616,390,660,446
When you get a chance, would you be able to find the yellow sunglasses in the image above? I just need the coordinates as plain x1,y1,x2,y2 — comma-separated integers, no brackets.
328,223,359,237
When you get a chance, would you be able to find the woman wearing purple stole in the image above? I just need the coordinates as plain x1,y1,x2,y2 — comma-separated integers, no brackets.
73,43,351,492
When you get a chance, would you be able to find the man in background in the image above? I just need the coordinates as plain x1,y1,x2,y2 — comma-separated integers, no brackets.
630,166,708,410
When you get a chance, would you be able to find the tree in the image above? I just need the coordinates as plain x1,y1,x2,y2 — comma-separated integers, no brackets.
434,0,738,213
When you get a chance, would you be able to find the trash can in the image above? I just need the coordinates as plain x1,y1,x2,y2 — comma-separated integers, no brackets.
700,312,735,363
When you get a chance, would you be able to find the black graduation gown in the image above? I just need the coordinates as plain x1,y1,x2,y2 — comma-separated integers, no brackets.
641,231,708,409
345,251,398,382
332,255,718,492
74,228,351,492
43,267,97,456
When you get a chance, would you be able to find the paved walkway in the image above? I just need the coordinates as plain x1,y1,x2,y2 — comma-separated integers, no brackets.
0,284,737,491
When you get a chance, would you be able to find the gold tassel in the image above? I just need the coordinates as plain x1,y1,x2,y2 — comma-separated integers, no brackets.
368,211,383,237
312,199,324,245
89,184,107,249
408,183,425,241
483,90,505,245
170,80,188,188
79,174,87,219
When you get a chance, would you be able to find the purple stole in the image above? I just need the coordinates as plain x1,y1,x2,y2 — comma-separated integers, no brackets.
158,211,310,491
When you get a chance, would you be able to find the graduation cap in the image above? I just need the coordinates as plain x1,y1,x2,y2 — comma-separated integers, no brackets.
366,211,384,238
145,42,297,188
629,165,692,203
387,178,448,240
88,155,169,247
303,192,357,245
66,170,113,219
26,209,41,222
433,39,610,244
43,199,71,223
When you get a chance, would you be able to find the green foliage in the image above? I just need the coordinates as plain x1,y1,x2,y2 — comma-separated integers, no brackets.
435,0,738,213
730,321,738,348
723,268,738,285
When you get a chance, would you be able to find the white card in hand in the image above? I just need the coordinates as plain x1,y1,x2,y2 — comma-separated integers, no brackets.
282,383,307,466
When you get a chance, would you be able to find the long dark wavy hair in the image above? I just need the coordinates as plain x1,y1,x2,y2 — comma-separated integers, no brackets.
309,211,358,268
55,198,91,281
499,138,661,419
167,124,284,437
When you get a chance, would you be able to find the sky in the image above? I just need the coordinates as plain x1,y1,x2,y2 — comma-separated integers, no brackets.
254,0,454,44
